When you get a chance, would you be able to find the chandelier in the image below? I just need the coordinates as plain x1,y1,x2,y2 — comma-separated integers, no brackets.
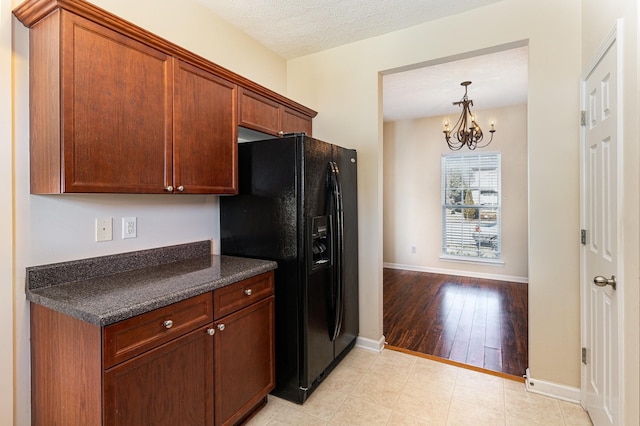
443,81,495,150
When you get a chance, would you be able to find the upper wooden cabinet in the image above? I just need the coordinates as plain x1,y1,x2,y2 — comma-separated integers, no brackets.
280,106,313,136
238,88,312,137
47,11,175,193
13,0,316,195
25,10,236,194
174,60,237,194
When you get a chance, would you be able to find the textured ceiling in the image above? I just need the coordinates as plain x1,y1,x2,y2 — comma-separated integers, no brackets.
383,46,528,121
194,0,526,121
195,0,503,59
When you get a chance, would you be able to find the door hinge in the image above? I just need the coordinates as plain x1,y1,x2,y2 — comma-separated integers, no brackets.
582,347,587,364
580,111,586,126
581,229,586,245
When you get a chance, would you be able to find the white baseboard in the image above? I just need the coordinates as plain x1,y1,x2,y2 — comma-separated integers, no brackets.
525,368,581,403
355,335,385,353
383,262,528,284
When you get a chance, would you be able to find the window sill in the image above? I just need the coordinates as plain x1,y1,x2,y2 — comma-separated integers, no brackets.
440,255,505,266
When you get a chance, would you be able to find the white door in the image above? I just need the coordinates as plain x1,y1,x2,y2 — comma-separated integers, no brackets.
581,33,620,426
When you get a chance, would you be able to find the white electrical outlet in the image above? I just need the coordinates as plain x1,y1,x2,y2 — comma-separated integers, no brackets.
122,217,137,239
96,218,113,242
411,245,417,254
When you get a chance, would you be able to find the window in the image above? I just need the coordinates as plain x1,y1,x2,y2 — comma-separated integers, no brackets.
441,153,501,260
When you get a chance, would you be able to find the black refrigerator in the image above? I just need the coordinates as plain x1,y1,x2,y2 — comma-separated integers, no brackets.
220,134,359,404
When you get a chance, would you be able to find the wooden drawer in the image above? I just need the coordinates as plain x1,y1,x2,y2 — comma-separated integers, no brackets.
103,292,213,368
214,272,274,320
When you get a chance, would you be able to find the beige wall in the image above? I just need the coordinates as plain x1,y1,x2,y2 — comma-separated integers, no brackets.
581,0,639,423
287,0,582,388
383,104,528,281
10,0,289,423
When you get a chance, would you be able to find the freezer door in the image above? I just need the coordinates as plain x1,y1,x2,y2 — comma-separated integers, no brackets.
220,138,298,260
300,136,335,390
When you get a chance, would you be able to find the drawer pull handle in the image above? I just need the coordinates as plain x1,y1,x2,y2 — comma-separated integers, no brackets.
244,289,252,296
217,324,225,331
207,328,215,336
163,320,174,329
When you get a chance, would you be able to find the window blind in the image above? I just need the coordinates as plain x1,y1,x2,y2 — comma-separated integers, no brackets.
441,153,501,260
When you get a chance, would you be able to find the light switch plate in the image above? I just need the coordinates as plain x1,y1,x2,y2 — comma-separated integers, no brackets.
122,217,137,239
96,218,112,242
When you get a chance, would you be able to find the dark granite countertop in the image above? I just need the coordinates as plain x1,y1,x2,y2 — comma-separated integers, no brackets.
25,241,277,326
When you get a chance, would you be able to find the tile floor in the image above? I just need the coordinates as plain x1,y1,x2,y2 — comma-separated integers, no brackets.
247,347,593,426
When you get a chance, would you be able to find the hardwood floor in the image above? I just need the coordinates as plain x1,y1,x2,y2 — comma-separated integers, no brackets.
383,268,528,378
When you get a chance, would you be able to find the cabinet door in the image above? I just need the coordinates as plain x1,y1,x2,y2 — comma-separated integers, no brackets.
60,11,172,193
104,325,214,426
237,87,281,136
174,60,238,194
280,107,313,136
238,87,313,137
214,296,275,426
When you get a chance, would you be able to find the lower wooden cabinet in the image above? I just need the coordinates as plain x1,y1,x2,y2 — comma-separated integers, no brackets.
214,296,275,426
104,325,214,426
30,272,275,426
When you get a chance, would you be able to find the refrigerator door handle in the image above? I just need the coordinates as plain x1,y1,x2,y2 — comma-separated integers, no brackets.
328,161,345,341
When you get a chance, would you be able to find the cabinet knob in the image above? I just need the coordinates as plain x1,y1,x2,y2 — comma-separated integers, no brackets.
217,324,225,331
177,185,184,192
244,289,252,296
165,185,174,192
163,320,174,329
278,131,285,136
207,328,215,336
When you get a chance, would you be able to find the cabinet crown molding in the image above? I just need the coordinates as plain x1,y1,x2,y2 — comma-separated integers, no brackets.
13,0,317,119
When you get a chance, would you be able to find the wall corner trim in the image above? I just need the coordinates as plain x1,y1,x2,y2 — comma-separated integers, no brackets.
356,335,386,353
525,368,581,404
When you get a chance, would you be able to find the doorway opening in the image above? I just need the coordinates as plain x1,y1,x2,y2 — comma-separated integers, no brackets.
381,44,529,378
